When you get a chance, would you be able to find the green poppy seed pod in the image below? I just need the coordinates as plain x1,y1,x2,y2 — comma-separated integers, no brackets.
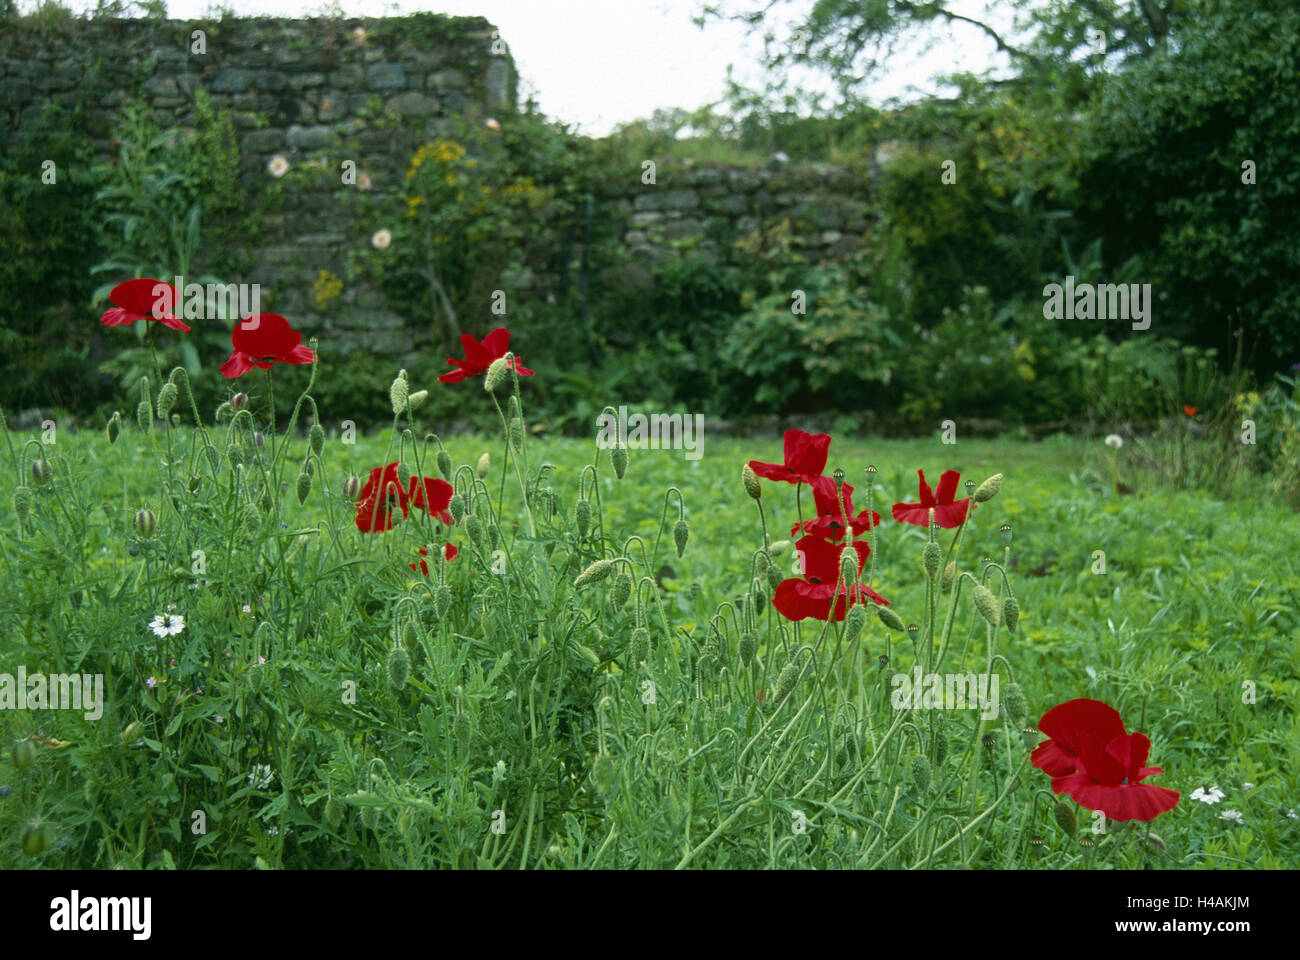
448,494,466,523
106,412,121,445
136,399,152,432
476,452,491,478
877,605,906,632
324,797,344,828
673,518,690,558
911,754,932,794
766,564,783,592
21,822,50,857
964,480,976,498
574,498,591,537
773,662,800,704
738,631,757,666
610,443,628,479
942,561,956,592
296,469,312,505
226,443,244,468
386,646,410,689
933,732,948,767
864,465,878,484
134,508,156,539
483,356,509,394
742,463,761,500
435,584,452,618
408,389,428,411
343,475,361,500
231,392,248,410
592,753,617,794
973,473,1003,503
1004,682,1028,724
452,712,473,744
13,487,34,526
769,539,791,557
13,739,36,770
509,417,523,452
1053,802,1078,840
396,460,411,488
156,382,178,420
308,423,325,456
611,571,633,611
122,721,144,745
1004,596,1021,633
906,622,920,643
999,523,1013,547
436,450,453,479
843,604,867,645
465,514,484,548
972,583,1001,627
390,374,409,414
574,558,615,587
922,541,942,581
629,626,649,663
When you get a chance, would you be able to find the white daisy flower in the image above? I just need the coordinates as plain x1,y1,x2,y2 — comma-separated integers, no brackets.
1190,785,1225,804
371,228,392,250
1219,809,1244,824
149,613,185,637
1104,433,1123,449
248,764,275,790
267,154,290,178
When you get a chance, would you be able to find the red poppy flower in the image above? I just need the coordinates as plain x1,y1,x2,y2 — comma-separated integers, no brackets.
1183,405,1198,417
408,475,454,524
891,469,970,529
409,542,458,576
1032,698,1180,823
438,327,535,384
99,278,191,334
219,314,315,379
748,429,832,487
772,534,889,622
355,463,411,533
793,476,883,541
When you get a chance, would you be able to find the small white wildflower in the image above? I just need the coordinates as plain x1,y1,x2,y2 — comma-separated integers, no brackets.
149,613,185,637
146,676,157,689
248,764,275,790
1242,782,1254,791
1190,785,1225,804
1104,433,1123,449
371,228,392,249
485,117,500,131
1287,809,1297,820
1219,809,1244,824
1085,666,1098,681
267,154,290,179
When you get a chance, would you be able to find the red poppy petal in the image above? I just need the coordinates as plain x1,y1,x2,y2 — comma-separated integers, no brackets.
1037,698,1127,752
934,469,961,504
111,278,175,317
916,469,935,507
1031,739,1079,777
891,502,932,526
512,360,535,376
158,314,192,334
1053,774,1180,822
480,327,510,357
438,365,469,383
219,350,256,379
748,459,798,484
783,429,831,477
931,500,971,528
100,307,134,326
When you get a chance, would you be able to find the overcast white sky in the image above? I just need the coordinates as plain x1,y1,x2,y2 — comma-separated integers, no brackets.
43,0,1017,136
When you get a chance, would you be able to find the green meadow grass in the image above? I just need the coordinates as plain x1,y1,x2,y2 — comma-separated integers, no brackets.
1,422,1297,869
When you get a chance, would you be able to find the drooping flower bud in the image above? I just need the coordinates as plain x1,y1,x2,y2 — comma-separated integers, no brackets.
741,463,761,500
610,571,633,611
448,494,466,523
1003,596,1021,633
253,431,265,450
296,469,312,505
629,627,649,663
226,443,244,468
610,444,628,479
973,473,1003,503
773,662,800,704
942,560,956,592
21,822,50,857
483,357,509,394
31,459,52,486
156,382,178,420
766,564,783,592
911,755,932,793
753,550,770,576
435,584,451,618
386,646,410,689
390,373,409,414
12,739,36,770
768,540,791,557
922,542,941,581
592,753,617,794
437,450,453,479
396,461,411,488
231,392,248,410
408,389,428,411
343,475,361,500
465,514,484,548
106,412,121,445
324,797,344,828
877,605,905,632
738,631,757,666
843,604,867,645
452,712,473,744
308,423,325,456
574,558,615,587
838,546,859,587
932,732,948,767
1053,802,1078,840
476,452,491,478
13,487,34,526
673,518,690,557
574,498,591,538
509,418,523,452
134,508,156,539
972,583,1000,627
122,721,144,745
1004,682,1028,724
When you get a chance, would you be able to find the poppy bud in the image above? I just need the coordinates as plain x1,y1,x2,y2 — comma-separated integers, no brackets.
933,732,948,767
838,547,858,587
231,392,248,410
12,739,35,770
509,418,523,452
922,542,941,581
738,631,757,666
1145,831,1166,851
574,558,614,587
877,605,905,632
29,457,54,487
134,508,156,539
1053,802,1078,840
773,661,800,704
188,475,201,493
360,805,379,830
339,475,360,501
843,604,867,645
296,469,312,505
610,444,628,479
435,584,451,618
768,540,791,557
742,463,761,500
941,560,955,591
1003,596,1021,633
396,461,411,488
308,423,325,456
574,498,591,537
673,518,690,557
973,473,1003,503
240,503,260,537
448,494,466,523
106,412,121,445
629,627,649,663
753,550,770,576
132,396,151,432
1004,682,1028,724
390,375,409,414
156,382,178,420
21,821,50,857
465,514,484,548
13,487,33,526
592,753,617,794
999,523,1013,547
488,524,500,551
408,389,428,411
476,453,491,478
324,797,344,828
483,357,509,394
972,584,1000,627
436,450,453,479
766,564,783,592
386,646,410,689
453,713,473,744
610,571,633,611
911,755,932,793
122,721,144,745
253,432,265,450
226,444,244,468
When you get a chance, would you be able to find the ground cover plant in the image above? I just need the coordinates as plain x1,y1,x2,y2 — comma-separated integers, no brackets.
2,295,1296,869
